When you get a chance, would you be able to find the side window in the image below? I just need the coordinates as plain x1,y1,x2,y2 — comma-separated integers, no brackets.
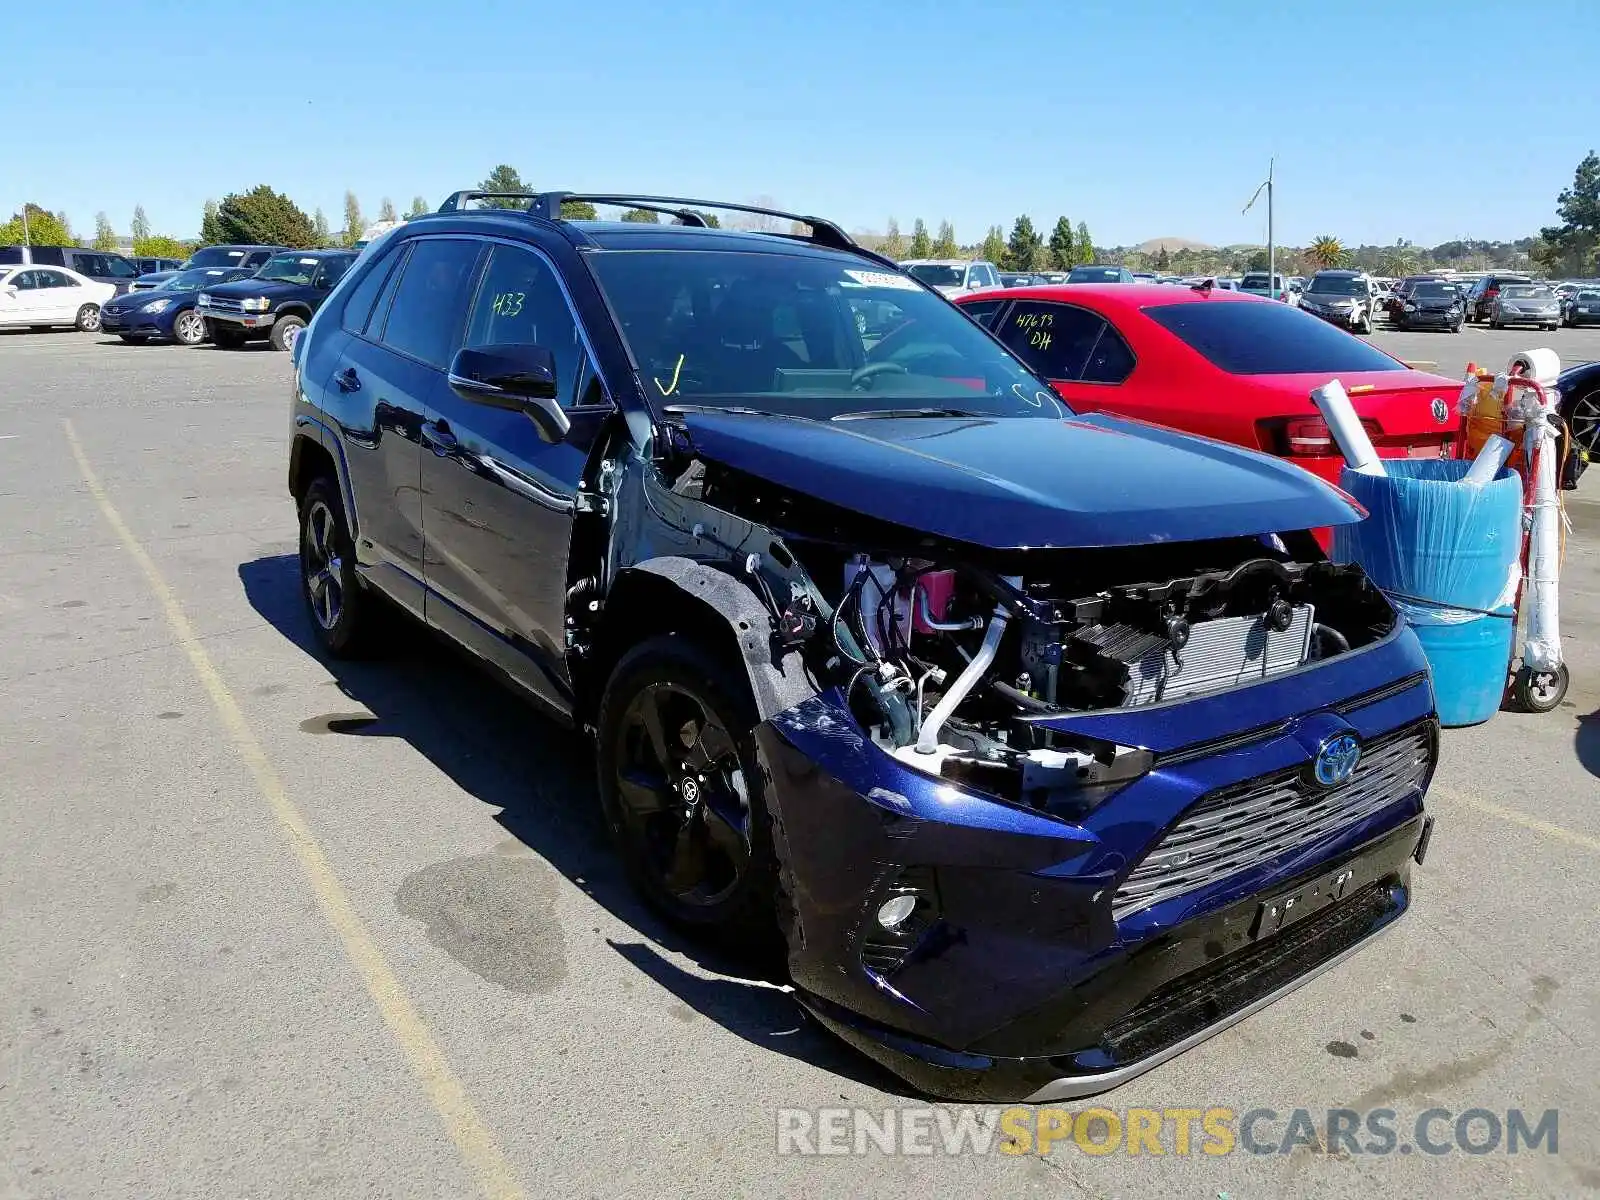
464,243,583,407
1080,323,1136,384
378,238,483,369
995,300,1107,381
103,257,138,278
11,270,38,290
340,244,401,336
960,298,1006,329
38,270,74,289
72,254,102,276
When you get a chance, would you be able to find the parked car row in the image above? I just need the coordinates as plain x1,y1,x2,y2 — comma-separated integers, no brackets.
0,242,355,350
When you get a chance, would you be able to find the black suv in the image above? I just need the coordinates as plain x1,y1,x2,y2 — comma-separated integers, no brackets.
0,246,143,294
1463,273,1532,323
284,191,1437,1102
198,248,357,351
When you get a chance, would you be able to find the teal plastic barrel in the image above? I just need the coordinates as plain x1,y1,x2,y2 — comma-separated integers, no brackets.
1333,459,1523,727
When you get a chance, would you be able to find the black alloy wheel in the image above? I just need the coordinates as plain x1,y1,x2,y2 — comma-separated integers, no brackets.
1565,389,1600,457
297,477,377,656
597,636,777,943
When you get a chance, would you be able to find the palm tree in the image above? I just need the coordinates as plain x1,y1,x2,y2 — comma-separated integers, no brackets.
1307,235,1346,270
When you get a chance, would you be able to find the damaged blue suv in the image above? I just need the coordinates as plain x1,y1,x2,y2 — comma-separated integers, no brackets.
286,192,1438,1101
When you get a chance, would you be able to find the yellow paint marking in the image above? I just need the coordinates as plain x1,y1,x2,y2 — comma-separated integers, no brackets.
63,419,525,1200
1430,784,1600,855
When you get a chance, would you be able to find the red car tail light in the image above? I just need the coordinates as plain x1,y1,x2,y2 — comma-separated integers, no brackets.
1262,416,1384,457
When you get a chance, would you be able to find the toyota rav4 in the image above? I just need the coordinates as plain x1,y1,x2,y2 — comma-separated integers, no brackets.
286,191,1438,1101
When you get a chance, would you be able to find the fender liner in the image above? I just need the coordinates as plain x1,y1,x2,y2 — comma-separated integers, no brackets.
629,556,818,719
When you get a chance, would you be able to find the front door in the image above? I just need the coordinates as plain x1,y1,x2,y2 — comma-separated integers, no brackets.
419,240,597,716
32,269,83,321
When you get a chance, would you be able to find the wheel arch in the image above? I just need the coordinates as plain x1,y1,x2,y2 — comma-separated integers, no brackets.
275,302,314,322
288,422,360,542
578,557,816,730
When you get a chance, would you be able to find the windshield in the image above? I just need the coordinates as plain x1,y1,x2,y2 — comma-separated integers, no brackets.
1579,291,1600,301
160,268,241,293
589,250,1066,419
1307,275,1363,296
1066,266,1123,283
256,254,323,284
1413,282,1458,298
905,264,963,286
185,246,252,268
1144,300,1406,375
1501,286,1550,299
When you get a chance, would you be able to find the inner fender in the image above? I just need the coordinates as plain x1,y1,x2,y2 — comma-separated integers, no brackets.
629,556,817,720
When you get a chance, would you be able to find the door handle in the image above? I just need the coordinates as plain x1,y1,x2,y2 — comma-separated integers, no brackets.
335,367,361,393
420,419,458,454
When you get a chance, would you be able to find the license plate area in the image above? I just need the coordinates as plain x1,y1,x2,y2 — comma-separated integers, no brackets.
1251,863,1358,941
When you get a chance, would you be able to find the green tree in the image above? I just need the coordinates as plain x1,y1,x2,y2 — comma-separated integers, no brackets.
1047,216,1074,270
561,200,599,219
621,207,660,223
880,217,906,260
1005,215,1041,271
476,164,528,208
908,218,932,258
931,220,958,258
133,234,190,260
1156,246,1170,271
1246,248,1270,271
341,191,364,246
1075,221,1094,265
92,212,117,251
980,224,1007,265
131,205,151,243
1537,149,1600,276
213,186,317,248
1307,234,1346,269
379,196,397,223
200,199,223,244
0,203,74,247
406,195,430,219
312,208,332,246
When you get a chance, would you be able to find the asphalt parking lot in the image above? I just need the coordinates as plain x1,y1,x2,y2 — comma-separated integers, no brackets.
2,323,1597,1199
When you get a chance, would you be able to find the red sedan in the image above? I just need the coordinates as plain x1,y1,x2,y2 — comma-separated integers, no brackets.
954,283,1461,485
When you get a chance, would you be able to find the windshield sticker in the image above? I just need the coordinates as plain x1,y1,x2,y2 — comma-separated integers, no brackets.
843,269,920,292
299,258,319,265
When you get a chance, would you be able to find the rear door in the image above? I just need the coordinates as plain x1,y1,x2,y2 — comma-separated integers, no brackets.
418,238,602,715
33,269,84,321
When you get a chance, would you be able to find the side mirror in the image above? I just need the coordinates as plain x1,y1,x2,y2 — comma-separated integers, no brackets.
447,344,571,443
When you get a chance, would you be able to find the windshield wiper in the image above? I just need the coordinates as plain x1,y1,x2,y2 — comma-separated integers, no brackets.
831,407,982,421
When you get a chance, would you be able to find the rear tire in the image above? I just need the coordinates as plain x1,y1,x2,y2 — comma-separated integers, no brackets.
269,314,306,353
595,635,778,950
74,304,101,332
298,477,380,658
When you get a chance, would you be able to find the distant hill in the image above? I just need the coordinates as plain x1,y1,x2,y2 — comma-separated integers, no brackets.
1137,236,1213,254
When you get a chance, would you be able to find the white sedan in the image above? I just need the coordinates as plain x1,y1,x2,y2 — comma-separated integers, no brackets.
0,264,117,332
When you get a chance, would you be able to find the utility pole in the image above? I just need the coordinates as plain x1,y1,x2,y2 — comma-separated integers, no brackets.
1243,158,1275,297
20,202,32,264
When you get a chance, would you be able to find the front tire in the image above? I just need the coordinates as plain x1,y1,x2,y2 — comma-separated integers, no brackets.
595,635,778,947
75,304,101,332
270,314,306,353
298,478,378,657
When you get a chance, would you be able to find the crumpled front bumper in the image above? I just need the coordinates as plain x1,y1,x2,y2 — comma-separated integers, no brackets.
755,625,1437,1101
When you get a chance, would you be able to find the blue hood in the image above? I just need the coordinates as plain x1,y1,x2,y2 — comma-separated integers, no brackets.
681,410,1364,549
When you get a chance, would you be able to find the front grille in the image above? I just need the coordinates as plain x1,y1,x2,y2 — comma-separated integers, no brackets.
1113,723,1432,920
1102,881,1394,1063
204,296,244,313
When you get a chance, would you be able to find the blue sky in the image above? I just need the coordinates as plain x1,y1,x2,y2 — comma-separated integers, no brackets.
6,0,1597,249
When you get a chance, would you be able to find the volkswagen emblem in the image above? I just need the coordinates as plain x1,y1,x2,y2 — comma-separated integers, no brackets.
1431,396,1449,424
1311,734,1362,788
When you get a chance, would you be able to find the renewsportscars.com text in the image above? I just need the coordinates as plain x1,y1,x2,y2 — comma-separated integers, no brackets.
775,1105,1559,1158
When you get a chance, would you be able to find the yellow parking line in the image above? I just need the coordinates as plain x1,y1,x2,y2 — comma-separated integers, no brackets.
62,419,525,1200
1431,784,1600,854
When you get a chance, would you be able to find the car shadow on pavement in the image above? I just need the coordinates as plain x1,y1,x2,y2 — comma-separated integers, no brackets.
238,553,915,1098
1577,709,1600,780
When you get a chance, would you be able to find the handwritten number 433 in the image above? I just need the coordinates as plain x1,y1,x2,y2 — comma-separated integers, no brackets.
491,291,525,317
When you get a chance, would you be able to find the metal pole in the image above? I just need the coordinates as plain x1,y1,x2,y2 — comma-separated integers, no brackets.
1267,158,1275,299
20,203,32,264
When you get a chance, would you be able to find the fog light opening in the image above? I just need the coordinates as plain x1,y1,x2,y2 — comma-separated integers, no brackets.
876,894,918,930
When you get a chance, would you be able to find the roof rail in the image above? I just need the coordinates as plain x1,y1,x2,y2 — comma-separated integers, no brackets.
433,190,896,267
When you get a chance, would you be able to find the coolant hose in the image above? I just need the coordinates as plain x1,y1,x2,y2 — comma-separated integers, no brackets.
915,601,1012,754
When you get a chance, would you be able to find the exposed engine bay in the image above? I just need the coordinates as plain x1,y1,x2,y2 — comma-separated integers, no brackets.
593,446,1399,819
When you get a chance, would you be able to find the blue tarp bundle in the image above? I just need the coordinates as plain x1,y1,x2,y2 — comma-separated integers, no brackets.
1333,460,1523,726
